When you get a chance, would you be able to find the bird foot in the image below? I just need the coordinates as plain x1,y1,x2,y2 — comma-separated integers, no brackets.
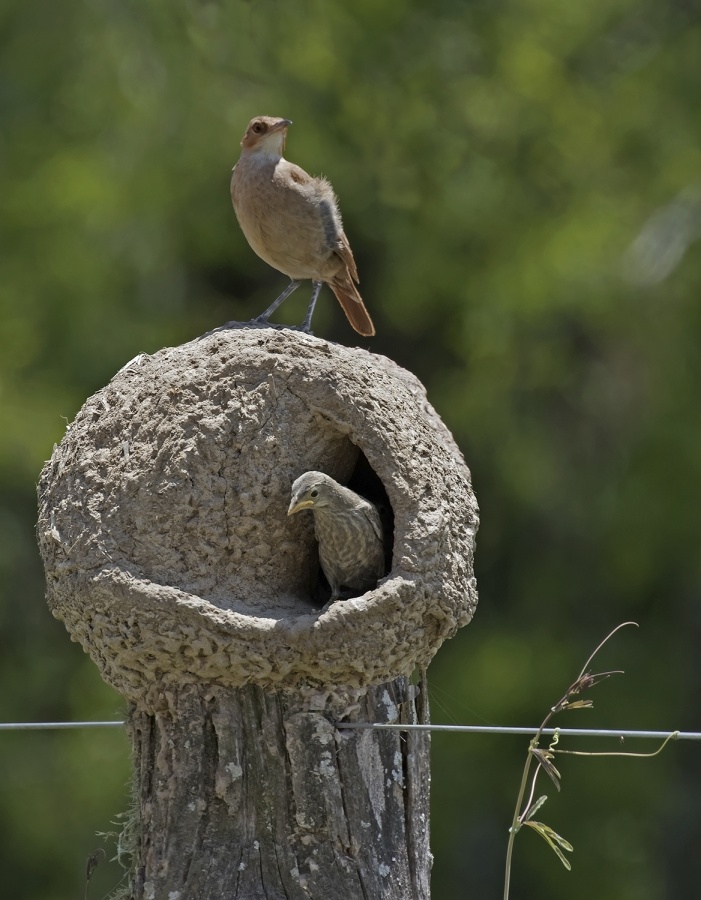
248,315,278,329
317,590,356,613
318,598,338,615
247,316,314,335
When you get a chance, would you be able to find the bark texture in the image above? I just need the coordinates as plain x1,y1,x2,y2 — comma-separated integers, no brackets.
129,679,429,900
37,328,478,899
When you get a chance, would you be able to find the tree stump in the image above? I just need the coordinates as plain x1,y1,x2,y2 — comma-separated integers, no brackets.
37,328,478,899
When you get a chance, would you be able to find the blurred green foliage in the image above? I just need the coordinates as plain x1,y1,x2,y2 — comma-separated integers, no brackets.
1,0,700,897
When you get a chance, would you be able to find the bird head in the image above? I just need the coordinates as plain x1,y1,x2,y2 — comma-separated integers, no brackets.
288,471,335,516
240,116,292,157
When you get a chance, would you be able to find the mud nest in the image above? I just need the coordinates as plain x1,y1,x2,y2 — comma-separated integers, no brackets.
37,329,478,704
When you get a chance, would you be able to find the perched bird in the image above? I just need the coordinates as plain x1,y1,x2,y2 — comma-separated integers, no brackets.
288,471,385,603
231,116,375,336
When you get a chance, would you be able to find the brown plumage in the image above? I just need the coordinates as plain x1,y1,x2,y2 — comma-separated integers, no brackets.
288,471,385,603
231,116,375,337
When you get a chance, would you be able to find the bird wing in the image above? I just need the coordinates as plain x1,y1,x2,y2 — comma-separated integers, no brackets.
285,166,359,283
362,503,384,543
286,163,313,186
334,230,359,283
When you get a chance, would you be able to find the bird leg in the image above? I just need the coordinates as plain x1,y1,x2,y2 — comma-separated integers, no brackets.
249,280,322,333
251,279,301,325
200,278,314,339
299,281,323,333
318,588,362,614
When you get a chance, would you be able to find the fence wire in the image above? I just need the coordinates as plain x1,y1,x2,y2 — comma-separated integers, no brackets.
1,720,699,741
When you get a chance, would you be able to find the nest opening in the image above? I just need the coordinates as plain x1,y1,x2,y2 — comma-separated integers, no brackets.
299,447,395,608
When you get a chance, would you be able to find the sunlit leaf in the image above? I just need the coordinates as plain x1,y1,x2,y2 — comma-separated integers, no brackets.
524,820,574,871
524,794,548,821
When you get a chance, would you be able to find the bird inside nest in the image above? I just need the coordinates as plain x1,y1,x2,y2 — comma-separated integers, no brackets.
288,471,386,609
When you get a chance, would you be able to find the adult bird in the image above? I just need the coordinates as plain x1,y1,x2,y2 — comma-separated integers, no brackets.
288,471,385,603
231,116,375,336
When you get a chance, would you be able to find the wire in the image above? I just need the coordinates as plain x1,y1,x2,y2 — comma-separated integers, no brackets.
0,721,125,730
335,723,699,740
0,720,698,741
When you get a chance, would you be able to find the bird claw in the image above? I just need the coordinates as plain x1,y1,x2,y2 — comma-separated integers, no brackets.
251,319,314,335
318,599,337,615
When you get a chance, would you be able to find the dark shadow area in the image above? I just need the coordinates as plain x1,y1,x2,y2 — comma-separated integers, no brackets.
347,449,395,576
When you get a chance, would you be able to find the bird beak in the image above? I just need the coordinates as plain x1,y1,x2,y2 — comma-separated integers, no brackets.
271,118,293,132
288,497,313,516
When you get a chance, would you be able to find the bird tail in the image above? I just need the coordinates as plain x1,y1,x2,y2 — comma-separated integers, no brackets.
329,272,376,337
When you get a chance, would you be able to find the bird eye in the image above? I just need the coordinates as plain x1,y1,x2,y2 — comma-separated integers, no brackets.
310,488,319,498
251,121,265,134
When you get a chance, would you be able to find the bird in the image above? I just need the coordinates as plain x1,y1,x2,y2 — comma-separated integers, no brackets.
230,116,375,337
287,471,385,604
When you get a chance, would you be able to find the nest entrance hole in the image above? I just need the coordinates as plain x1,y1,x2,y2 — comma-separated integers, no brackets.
302,447,395,608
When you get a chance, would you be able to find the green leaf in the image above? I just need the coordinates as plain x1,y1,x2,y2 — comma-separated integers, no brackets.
531,747,562,791
524,820,574,871
524,794,548,821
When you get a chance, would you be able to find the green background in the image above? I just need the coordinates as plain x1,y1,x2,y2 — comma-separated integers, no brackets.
1,1,700,897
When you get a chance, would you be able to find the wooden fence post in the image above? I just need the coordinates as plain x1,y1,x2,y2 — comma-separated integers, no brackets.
38,329,478,899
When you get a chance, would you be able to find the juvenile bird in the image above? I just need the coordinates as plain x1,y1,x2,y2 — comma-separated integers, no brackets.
288,471,385,603
231,116,375,336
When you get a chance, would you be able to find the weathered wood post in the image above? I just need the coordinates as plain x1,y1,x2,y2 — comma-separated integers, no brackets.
37,329,478,899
